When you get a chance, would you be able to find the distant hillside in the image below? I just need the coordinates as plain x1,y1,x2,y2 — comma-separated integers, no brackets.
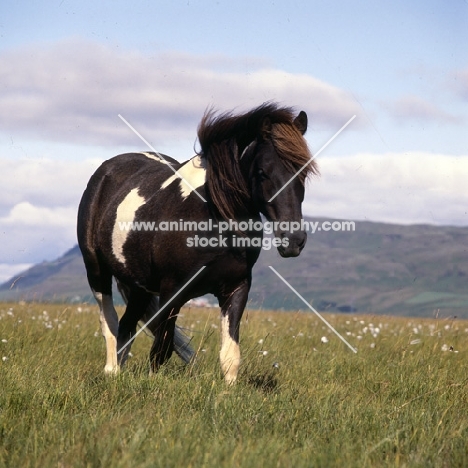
0,245,92,303
1,218,468,318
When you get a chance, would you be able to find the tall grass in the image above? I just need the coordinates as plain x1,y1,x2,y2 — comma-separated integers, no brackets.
0,302,467,467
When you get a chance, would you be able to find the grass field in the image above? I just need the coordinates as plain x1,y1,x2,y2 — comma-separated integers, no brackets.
1,302,467,467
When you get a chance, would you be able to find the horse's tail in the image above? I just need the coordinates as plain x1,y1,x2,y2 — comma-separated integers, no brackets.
116,281,195,364
172,323,195,364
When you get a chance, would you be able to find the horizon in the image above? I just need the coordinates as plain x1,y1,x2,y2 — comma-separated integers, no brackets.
1,216,467,284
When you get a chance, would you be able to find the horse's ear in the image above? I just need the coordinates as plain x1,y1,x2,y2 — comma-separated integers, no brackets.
293,111,308,135
260,116,272,139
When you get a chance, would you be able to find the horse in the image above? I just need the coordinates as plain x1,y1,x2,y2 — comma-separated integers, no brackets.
77,102,318,384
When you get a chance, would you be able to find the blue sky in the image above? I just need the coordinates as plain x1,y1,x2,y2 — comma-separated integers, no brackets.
0,0,467,279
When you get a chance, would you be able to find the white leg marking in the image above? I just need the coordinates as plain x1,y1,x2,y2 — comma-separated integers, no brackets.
93,289,120,374
111,187,146,265
160,155,206,199
220,314,240,385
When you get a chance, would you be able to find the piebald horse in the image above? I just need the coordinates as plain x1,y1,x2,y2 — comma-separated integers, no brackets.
77,103,317,384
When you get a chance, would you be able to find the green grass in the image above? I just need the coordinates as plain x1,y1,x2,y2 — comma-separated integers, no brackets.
1,302,467,467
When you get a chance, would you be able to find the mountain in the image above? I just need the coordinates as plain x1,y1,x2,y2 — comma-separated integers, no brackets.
0,245,92,303
1,218,468,318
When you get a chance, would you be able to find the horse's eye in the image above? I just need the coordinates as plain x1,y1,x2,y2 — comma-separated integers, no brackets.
257,169,268,180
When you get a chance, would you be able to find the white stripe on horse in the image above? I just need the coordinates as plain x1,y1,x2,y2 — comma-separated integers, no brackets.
111,187,146,265
160,155,205,199
140,152,173,164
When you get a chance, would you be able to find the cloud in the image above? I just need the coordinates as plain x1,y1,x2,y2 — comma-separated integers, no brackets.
0,157,103,216
0,38,362,146
0,201,77,266
305,152,468,225
2,202,76,228
2,150,468,279
0,156,102,268
385,95,461,124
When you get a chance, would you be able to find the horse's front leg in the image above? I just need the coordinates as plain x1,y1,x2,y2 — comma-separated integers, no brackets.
218,280,250,385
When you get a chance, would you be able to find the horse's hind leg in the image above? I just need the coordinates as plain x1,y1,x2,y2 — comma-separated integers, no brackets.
82,249,119,374
138,295,195,367
92,288,120,374
116,287,153,367
147,306,179,373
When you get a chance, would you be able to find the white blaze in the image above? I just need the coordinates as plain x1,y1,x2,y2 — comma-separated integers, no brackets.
111,188,146,265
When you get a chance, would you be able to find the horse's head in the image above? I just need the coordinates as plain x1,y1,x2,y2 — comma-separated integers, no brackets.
243,110,316,257
198,104,318,257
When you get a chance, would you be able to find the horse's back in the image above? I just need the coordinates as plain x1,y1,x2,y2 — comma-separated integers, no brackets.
77,152,179,258
83,152,177,200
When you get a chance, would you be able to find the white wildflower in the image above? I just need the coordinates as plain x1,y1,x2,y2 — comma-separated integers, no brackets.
320,336,329,343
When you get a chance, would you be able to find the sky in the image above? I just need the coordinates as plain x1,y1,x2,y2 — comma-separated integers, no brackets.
0,0,467,282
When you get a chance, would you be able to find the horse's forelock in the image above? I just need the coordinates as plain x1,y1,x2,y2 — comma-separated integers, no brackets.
271,122,318,182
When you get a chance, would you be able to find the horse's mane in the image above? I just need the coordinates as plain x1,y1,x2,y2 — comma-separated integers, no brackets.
197,103,318,220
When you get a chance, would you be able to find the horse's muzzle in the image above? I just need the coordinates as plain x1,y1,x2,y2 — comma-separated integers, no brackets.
277,231,307,258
